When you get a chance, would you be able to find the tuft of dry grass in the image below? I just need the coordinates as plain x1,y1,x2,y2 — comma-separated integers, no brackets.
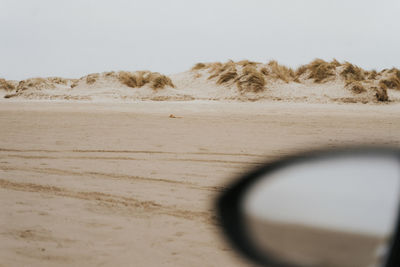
16,78,51,92
70,80,79,88
104,71,116,77
191,63,207,71
208,61,236,80
118,71,174,90
118,71,138,88
207,62,223,74
346,81,366,94
379,75,400,90
305,59,337,83
295,59,340,81
260,67,269,76
137,71,150,87
48,77,68,85
0,78,15,91
267,60,295,83
295,65,308,77
86,74,99,84
236,66,266,93
375,85,389,102
217,70,237,85
211,61,238,85
388,68,400,78
4,93,17,98
331,59,341,67
237,60,258,67
378,68,400,90
345,78,389,102
367,70,378,80
149,73,175,89
340,62,365,82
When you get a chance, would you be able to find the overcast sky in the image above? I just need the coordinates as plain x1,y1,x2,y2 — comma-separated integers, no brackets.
1,0,399,80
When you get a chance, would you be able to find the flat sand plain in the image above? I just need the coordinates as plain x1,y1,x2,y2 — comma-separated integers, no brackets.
1,101,400,266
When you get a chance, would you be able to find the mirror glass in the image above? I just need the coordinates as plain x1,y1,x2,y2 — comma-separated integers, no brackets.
242,154,400,267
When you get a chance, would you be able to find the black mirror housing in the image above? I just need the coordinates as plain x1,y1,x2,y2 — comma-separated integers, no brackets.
216,147,400,267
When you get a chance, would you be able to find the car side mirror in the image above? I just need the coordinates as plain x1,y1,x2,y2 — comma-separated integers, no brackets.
216,148,400,267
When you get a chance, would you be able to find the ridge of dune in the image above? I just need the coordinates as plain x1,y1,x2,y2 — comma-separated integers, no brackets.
1,59,400,104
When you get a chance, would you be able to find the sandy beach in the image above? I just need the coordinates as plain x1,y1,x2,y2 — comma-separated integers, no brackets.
2,0,400,265
0,100,399,266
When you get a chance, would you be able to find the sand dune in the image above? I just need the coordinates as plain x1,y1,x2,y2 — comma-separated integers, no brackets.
1,59,400,103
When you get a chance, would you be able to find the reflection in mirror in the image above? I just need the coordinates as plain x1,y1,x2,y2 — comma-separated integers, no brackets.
242,155,400,267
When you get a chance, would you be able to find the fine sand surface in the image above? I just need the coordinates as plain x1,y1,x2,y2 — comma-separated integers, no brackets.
1,101,400,266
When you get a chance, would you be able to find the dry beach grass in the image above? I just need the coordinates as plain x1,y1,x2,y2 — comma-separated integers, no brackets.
2,59,400,103
0,59,400,103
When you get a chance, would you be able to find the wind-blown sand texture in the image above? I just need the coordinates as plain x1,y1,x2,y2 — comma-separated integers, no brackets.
1,101,400,266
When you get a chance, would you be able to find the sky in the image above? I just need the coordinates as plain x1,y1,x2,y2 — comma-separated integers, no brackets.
1,0,400,80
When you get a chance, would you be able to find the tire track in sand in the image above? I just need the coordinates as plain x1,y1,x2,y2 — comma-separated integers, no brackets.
0,166,226,192
0,178,214,224
1,154,262,166
0,147,265,158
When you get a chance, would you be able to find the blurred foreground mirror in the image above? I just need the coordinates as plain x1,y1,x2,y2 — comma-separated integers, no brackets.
217,149,400,267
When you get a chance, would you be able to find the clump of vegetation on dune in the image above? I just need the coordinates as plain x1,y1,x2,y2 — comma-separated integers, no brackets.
191,63,207,71
2,77,58,98
217,69,238,85
118,71,142,88
343,80,388,102
48,77,69,85
381,76,400,90
198,61,266,92
330,58,341,67
340,62,366,82
260,67,269,76
340,62,368,95
339,63,392,102
345,81,366,94
237,60,259,67
367,70,378,80
86,73,99,85
195,60,296,84
389,68,400,79
150,73,175,89
70,80,79,88
375,85,389,102
236,66,266,93
294,65,308,79
118,71,175,90
190,59,396,102
267,60,296,83
16,78,54,92
0,78,15,91
379,68,400,90
208,61,236,80
210,61,238,85
299,59,338,83
104,71,116,77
